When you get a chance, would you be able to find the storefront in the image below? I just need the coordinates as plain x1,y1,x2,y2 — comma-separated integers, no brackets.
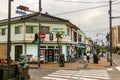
78,43,86,58
26,43,71,62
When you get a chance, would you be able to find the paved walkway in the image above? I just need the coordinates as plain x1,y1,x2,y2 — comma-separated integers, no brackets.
28,57,115,70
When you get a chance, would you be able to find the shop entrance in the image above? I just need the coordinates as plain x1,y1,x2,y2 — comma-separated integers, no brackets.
15,45,22,61
48,49,54,62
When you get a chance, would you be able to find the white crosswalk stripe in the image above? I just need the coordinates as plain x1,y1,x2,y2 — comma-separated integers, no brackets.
116,67,120,71
42,69,110,80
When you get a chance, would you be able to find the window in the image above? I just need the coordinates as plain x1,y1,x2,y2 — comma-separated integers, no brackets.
73,31,77,42
2,28,5,35
41,26,50,34
15,25,22,34
26,25,38,33
26,26,33,33
78,34,82,42
48,46,54,48
67,28,70,36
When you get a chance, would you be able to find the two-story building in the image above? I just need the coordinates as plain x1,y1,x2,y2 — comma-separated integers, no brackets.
0,13,86,62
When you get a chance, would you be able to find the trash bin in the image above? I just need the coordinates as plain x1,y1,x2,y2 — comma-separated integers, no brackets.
59,54,65,67
93,54,98,64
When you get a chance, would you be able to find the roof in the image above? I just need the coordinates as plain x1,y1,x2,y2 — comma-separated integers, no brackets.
0,12,79,29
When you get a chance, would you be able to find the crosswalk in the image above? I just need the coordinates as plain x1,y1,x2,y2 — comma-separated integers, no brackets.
42,69,110,80
116,67,120,71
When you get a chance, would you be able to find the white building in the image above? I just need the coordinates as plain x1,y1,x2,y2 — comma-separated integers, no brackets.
0,13,86,62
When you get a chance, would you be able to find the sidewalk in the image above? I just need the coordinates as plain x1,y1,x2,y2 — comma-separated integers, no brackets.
86,57,113,69
28,57,116,70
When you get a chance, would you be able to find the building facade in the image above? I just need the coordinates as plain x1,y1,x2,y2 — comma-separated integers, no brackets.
0,13,86,62
112,25,120,47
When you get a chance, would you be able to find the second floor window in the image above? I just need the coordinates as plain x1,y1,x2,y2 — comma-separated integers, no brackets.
73,31,77,42
67,28,70,36
15,25,22,34
2,28,5,35
26,26,33,33
78,34,82,42
41,26,50,34
26,25,38,33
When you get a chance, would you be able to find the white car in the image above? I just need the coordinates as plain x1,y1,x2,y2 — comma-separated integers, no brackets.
32,55,45,63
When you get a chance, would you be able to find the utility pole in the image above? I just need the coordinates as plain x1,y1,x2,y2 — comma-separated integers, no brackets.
7,0,12,65
38,0,42,68
109,0,112,66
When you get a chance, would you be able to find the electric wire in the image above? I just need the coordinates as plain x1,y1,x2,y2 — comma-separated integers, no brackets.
53,2,120,16
54,0,118,3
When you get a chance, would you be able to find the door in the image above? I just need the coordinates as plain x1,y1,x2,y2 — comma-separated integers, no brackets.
48,49,54,62
15,45,22,61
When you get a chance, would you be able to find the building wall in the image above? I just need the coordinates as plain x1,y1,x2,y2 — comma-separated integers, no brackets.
0,21,85,61
112,26,120,47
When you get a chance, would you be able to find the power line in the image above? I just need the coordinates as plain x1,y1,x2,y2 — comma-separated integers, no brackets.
53,2,120,16
54,0,117,3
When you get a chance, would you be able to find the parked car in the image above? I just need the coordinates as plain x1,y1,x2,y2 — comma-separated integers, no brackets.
32,55,45,63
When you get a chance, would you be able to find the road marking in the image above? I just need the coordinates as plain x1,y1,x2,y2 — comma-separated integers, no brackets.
42,69,110,80
116,67,120,71
107,68,113,71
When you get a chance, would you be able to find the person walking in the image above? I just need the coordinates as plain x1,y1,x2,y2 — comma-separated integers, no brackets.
87,51,90,63
83,53,87,63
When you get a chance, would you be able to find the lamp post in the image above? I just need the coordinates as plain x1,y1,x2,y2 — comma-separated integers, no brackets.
109,0,112,66
38,0,42,68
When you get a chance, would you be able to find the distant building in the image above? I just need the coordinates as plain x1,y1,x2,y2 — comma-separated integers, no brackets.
0,13,86,62
112,25,120,47
85,37,93,52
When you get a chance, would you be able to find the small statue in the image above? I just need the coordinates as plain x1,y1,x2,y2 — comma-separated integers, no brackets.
19,54,28,68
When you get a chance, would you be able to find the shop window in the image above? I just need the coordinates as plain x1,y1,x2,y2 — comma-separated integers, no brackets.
41,46,46,48
48,46,54,48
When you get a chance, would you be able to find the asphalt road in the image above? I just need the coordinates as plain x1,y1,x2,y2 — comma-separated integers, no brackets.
29,54,120,80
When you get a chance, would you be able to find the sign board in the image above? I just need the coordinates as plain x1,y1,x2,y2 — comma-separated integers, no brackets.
40,33,45,39
16,10,26,15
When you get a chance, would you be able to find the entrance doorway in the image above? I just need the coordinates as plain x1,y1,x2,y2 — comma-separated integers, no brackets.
15,45,22,61
48,49,54,62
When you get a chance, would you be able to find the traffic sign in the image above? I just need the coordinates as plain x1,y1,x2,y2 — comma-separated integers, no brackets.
16,10,26,15
40,33,45,39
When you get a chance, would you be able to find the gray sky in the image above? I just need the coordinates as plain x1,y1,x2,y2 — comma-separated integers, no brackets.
0,0,120,43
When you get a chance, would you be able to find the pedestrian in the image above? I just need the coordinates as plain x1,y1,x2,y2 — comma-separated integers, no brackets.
83,53,87,63
87,51,90,63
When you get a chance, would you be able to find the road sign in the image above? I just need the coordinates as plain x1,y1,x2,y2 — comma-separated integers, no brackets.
40,33,45,39
16,10,26,15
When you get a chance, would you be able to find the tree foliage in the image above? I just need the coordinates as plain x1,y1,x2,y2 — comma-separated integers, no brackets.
56,31,64,54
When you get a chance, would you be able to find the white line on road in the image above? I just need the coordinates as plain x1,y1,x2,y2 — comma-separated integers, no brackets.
116,67,120,71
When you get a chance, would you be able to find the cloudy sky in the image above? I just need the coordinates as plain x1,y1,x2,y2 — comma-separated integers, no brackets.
0,0,120,43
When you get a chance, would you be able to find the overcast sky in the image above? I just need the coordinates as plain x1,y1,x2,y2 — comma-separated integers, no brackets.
0,0,120,43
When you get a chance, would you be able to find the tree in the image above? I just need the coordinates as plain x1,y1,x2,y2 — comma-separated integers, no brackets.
56,31,64,54
56,31,65,67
